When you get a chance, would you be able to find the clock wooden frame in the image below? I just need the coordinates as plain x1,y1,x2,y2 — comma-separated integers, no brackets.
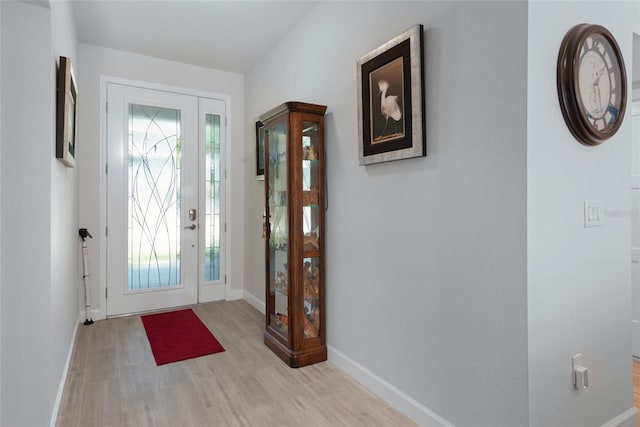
557,24,627,146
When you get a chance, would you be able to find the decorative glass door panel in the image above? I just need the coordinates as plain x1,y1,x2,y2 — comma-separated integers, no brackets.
267,121,289,338
204,114,221,282
127,104,182,290
198,97,227,303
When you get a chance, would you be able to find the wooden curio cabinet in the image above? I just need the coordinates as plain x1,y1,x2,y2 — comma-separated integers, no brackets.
260,102,327,368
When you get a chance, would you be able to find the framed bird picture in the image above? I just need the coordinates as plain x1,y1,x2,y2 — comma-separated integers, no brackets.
357,24,426,165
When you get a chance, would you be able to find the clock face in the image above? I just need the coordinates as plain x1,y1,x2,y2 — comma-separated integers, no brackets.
577,34,622,132
557,24,627,146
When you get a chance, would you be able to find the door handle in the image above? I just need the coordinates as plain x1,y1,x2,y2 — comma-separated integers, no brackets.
184,224,196,230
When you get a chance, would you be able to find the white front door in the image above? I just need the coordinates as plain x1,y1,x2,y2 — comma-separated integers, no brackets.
106,83,226,316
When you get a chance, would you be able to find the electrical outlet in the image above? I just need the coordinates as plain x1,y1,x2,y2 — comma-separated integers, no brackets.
572,353,582,388
572,353,589,389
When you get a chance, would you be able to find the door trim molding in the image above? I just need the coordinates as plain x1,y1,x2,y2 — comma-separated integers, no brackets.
98,76,232,319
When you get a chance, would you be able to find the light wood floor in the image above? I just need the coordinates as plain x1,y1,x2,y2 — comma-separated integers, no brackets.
56,300,415,426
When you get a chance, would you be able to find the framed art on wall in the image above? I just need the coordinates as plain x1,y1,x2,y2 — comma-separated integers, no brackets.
256,120,265,179
56,56,77,168
357,24,426,165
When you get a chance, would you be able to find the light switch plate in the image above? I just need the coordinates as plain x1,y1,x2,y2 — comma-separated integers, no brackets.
584,201,602,228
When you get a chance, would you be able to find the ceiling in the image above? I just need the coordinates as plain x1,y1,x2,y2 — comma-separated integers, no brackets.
72,0,318,74
73,2,640,83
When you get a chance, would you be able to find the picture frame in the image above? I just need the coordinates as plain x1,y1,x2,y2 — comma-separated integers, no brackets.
56,56,77,168
357,24,425,165
256,120,265,180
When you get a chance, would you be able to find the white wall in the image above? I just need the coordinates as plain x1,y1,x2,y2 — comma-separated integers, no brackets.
77,44,245,319
527,1,640,426
49,1,80,423
0,1,3,422
244,2,529,425
1,3,53,424
1,1,79,424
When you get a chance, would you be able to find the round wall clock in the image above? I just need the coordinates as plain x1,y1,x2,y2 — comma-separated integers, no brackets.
557,23,627,146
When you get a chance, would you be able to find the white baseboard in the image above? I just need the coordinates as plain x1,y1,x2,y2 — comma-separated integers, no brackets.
50,313,80,427
603,407,638,427
79,308,101,323
243,290,265,314
328,345,454,427
226,289,243,301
